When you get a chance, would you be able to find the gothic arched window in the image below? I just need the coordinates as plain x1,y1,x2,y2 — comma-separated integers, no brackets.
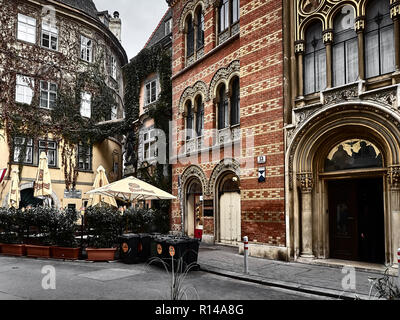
365,0,395,79
304,21,326,94
186,15,194,58
186,101,194,140
218,84,228,129
196,9,204,50
230,77,240,126
195,95,204,137
333,5,359,87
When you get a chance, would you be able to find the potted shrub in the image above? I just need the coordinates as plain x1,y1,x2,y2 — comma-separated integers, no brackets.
0,208,26,256
24,207,55,259
85,206,121,261
51,208,80,260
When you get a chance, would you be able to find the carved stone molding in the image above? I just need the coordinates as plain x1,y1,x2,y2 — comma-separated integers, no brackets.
297,173,314,193
208,60,240,99
208,158,240,197
388,165,400,189
323,84,358,105
180,165,209,195
179,0,211,32
178,80,209,113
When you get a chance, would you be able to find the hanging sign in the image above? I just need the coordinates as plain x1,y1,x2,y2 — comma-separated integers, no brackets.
258,167,266,183
169,246,175,257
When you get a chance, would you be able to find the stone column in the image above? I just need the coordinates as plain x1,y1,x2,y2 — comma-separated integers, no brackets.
355,18,365,81
297,172,315,258
391,3,400,72
295,41,305,98
323,30,333,89
388,165,400,266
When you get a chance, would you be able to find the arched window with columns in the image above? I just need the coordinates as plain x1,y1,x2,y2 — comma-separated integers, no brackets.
218,84,229,130
196,7,204,50
332,5,359,87
304,21,326,94
230,77,240,126
186,15,194,59
195,95,204,137
186,100,194,140
365,0,395,79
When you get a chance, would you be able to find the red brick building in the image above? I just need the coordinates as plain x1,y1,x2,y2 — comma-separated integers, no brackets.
167,0,286,260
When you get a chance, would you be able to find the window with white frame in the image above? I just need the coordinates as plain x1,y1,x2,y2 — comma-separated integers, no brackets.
78,144,92,171
165,18,172,35
13,137,33,164
143,129,157,161
80,35,93,62
41,20,58,50
145,79,158,106
40,81,57,109
17,13,36,44
39,140,57,167
80,92,91,118
16,75,34,105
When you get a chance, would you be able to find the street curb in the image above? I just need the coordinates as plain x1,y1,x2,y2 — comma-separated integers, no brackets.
199,264,372,300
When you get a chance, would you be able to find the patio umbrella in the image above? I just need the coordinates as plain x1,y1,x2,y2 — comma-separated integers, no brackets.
34,152,53,206
87,165,118,208
7,167,20,209
86,176,176,202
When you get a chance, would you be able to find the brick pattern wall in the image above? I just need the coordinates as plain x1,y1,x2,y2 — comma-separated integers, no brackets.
169,0,285,247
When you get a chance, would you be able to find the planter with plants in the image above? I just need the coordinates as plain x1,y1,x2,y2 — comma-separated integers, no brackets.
85,206,121,261
50,208,80,260
0,208,26,256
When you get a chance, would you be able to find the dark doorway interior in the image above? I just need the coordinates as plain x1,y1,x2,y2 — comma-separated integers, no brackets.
19,188,44,209
328,178,385,264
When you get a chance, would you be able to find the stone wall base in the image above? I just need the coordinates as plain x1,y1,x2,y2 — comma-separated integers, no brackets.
238,243,289,262
201,234,215,244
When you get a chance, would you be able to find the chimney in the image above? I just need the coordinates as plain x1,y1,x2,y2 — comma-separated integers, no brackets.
109,11,122,42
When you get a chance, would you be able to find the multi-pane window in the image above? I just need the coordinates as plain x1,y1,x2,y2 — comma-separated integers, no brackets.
218,85,229,129
78,144,92,171
143,130,157,161
186,16,195,57
219,0,230,32
80,92,92,118
365,0,395,79
232,0,240,24
13,137,33,164
186,101,194,140
17,14,36,44
196,10,204,49
40,81,57,109
333,6,359,87
230,77,240,126
145,79,158,106
39,140,57,167
16,75,34,105
196,96,204,137
304,22,326,95
165,18,172,35
80,35,93,63
41,21,58,50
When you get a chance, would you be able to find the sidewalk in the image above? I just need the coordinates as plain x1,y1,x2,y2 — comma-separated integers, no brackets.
197,243,397,300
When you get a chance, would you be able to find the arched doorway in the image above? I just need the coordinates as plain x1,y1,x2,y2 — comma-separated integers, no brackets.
218,173,241,245
185,179,203,237
324,139,385,263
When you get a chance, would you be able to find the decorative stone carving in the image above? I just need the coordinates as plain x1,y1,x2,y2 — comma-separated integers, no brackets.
208,60,240,99
323,84,358,105
297,173,314,193
178,80,209,113
364,89,397,109
299,0,322,15
388,165,400,189
180,165,209,195
179,0,211,32
322,31,333,44
208,159,241,197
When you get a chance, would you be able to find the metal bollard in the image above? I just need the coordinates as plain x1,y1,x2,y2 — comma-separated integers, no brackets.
398,248,400,286
243,236,249,274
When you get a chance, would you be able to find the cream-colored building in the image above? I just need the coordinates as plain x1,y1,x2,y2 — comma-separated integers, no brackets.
0,0,127,210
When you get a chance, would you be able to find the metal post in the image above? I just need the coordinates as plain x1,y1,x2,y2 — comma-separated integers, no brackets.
398,248,400,287
243,236,249,274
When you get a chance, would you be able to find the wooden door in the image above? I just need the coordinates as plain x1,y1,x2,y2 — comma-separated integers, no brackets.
220,192,241,244
328,180,358,260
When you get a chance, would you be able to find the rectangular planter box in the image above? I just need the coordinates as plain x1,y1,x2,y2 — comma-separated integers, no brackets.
51,247,80,260
1,244,26,256
86,248,117,262
26,245,51,258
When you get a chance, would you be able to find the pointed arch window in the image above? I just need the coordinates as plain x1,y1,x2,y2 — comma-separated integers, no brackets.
218,85,229,130
186,101,194,140
186,16,194,58
365,0,395,79
230,77,240,126
304,21,326,94
195,96,204,137
196,9,204,50
332,5,359,87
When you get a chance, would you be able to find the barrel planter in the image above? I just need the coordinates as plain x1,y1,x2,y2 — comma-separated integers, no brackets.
86,248,117,262
1,244,26,256
51,247,80,260
26,245,51,258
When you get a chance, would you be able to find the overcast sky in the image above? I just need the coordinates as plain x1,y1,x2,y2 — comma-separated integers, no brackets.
93,0,169,60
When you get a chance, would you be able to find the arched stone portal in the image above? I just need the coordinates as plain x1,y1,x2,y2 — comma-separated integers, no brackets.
287,103,400,266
